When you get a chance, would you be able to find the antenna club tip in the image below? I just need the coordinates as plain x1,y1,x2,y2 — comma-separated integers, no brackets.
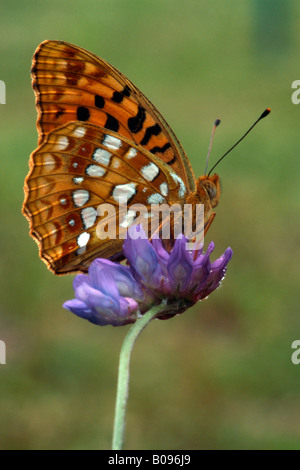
214,118,221,127
260,108,271,119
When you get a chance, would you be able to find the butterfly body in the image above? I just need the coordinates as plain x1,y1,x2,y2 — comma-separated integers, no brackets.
23,40,221,274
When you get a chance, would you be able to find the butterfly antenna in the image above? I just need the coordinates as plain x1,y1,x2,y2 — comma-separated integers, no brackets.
204,118,221,175
207,108,271,176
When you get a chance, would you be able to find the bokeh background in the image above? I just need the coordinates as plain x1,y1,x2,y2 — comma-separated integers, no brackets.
0,0,299,450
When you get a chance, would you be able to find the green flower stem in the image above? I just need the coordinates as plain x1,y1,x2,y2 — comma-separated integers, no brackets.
112,302,168,450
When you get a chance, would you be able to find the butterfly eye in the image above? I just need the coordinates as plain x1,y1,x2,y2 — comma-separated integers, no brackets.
204,181,217,201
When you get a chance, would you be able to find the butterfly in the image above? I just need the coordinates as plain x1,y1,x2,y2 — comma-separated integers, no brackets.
23,40,222,274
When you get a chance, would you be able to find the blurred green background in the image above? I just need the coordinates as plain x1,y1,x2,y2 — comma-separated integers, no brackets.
0,0,299,450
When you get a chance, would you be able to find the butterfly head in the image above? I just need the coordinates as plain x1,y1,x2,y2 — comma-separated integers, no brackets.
197,173,221,209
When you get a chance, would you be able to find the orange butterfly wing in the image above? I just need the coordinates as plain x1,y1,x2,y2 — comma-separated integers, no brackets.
24,122,188,273
25,41,218,274
32,40,196,192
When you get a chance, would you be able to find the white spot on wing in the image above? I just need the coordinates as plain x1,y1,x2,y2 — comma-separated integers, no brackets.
43,153,56,171
72,126,86,138
141,162,160,181
113,183,136,203
86,164,106,177
160,182,168,196
147,193,165,204
73,189,89,207
77,232,90,254
103,134,122,150
73,177,84,185
126,147,138,159
120,209,136,228
81,207,97,229
170,172,186,198
93,148,112,166
55,135,69,150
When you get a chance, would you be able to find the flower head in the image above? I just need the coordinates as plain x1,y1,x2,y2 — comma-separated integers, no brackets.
64,225,233,326
63,259,144,326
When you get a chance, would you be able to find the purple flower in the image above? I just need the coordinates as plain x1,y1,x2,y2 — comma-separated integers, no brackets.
123,226,233,317
63,259,144,326
64,226,233,326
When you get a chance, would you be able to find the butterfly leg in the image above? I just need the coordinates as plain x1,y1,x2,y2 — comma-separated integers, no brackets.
192,212,216,260
204,212,216,235
149,215,171,241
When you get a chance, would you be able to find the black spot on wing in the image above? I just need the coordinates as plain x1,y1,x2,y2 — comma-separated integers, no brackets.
77,106,90,121
112,85,131,103
150,142,172,155
105,113,119,132
128,106,146,133
166,154,177,165
140,123,161,146
95,95,105,108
